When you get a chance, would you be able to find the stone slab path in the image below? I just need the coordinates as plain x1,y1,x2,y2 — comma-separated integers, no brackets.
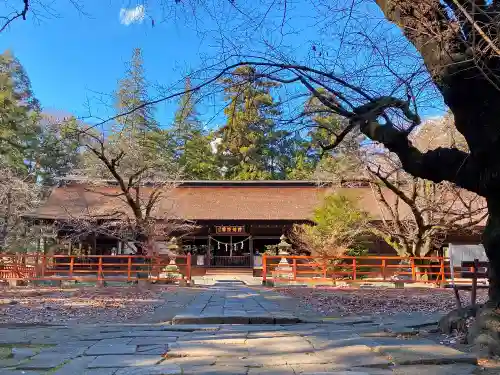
171,282,315,325
0,282,482,374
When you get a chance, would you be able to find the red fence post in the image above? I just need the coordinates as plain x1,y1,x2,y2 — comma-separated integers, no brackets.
69,256,74,279
262,254,267,284
382,259,386,281
352,258,357,280
471,258,479,306
98,257,103,281
186,253,192,282
411,258,416,281
439,257,445,286
127,256,132,282
292,258,297,281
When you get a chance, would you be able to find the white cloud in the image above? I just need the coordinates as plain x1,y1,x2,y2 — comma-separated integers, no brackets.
119,5,145,26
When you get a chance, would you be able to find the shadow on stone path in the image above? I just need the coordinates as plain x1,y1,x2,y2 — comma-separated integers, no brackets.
0,283,482,374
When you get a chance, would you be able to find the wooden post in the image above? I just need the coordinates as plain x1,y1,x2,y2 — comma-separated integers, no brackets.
382,259,386,281
34,252,40,276
98,257,103,281
127,256,132,282
249,237,254,268
69,256,74,279
439,257,445,287
41,255,46,279
453,285,462,308
411,258,416,280
352,258,357,280
186,253,192,282
262,254,267,284
292,258,297,281
471,258,479,306
322,260,327,279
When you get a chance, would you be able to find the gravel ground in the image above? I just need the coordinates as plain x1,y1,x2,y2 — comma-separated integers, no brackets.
277,286,489,317
0,285,169,324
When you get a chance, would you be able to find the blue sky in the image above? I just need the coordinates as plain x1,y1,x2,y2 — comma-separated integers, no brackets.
0,1,219,125
0,1,444,130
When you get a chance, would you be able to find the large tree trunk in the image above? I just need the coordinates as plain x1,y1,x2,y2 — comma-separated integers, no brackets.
482,197,500,306
465,197,500,355
371,0,500,354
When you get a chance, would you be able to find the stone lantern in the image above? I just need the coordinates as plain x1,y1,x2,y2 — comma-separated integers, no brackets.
158,237,182,283
277,235,292,255
276,235,293,280
166,237,180,268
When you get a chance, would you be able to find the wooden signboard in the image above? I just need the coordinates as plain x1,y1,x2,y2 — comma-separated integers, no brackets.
215,225,246,234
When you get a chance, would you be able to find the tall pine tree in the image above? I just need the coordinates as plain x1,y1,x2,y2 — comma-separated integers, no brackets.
0,50,80,184
0,50,41,172
218,66,281,180
171,78,219,179
107,48,174,173
115,48,156,136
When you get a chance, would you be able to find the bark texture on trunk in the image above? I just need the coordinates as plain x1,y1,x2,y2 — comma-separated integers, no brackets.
482,197,500,306
371,1,500,353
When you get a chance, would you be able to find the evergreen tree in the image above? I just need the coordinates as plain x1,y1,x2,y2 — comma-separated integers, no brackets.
103,48,174,174
24,115,81,184
218,66,281,180
0,50,40,172
170,78,219,179
115,48,156,136
172,78,200,154
0,50,80,184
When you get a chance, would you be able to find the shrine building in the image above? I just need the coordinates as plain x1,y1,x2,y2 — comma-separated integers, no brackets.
24,180,483,273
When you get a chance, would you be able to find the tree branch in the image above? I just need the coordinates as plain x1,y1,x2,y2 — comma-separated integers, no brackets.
0,0,29,33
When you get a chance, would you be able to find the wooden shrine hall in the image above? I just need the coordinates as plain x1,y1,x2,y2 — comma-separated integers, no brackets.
24,180,332,271
24,179,485,275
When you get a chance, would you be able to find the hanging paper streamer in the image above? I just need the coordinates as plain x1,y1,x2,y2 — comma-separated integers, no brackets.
209,235,251,250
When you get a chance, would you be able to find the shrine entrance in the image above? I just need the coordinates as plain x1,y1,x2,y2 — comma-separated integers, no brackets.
208,234,253,268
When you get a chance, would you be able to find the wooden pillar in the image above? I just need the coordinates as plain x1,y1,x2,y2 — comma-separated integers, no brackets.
207,236,211,264
249,236,254,267
93,233,97,255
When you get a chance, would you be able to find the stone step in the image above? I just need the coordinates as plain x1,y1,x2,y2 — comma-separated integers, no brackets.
205,268,254,275
171,314,302,325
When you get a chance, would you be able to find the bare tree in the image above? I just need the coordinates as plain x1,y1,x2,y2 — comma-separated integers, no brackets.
7,0,500,349
315,114,487,259
55,177,196,256
0,0,29,33
60,120,193,255
0,164,41,252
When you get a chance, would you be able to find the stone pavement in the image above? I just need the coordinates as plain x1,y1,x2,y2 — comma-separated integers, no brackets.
171,281,316,324
0,282,482,374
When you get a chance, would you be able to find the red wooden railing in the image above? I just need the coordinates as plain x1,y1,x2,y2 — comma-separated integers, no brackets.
0,253,488,287
261,255,466,286
0,253,192,283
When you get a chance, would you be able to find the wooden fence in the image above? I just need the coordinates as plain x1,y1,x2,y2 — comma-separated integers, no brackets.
261,255,479,286
0,253,489,287
0,254,191,283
